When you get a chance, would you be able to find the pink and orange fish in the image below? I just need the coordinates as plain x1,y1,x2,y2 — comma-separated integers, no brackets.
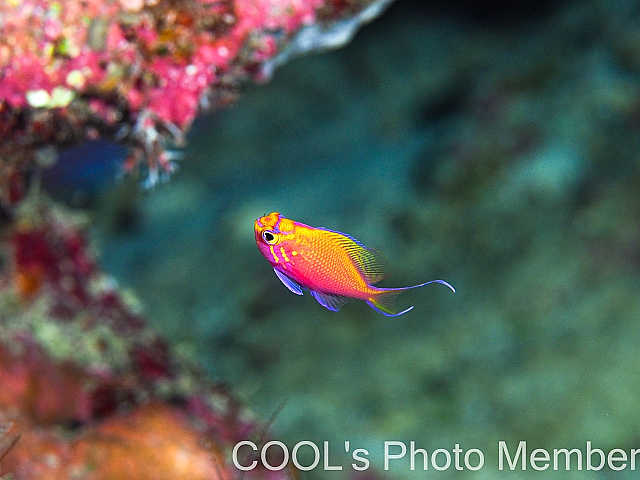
254,212,455,316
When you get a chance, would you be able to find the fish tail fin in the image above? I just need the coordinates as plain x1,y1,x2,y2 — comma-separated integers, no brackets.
367,291,414,317
367,280,455,317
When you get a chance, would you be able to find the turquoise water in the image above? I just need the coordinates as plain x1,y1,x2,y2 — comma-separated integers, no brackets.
93,0,640,478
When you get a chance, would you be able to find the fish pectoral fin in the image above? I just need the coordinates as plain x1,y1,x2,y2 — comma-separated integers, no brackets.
310,290,349,312
323,230,390,285
274,268,303,295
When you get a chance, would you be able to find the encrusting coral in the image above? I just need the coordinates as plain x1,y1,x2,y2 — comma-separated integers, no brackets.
0,195,288,480
0,0,394,203
0,0,398,477
0,422,20,480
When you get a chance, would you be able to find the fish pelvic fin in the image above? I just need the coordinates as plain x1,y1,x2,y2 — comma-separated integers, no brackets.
274,268,303,295
367,280,455,317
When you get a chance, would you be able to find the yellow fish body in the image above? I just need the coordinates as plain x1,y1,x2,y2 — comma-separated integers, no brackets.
254,212,454,316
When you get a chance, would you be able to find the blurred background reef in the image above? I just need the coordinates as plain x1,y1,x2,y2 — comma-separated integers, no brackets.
3,0,640,479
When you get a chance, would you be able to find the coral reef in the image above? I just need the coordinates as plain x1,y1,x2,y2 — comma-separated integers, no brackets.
0,0,400,477
0,0,393,204
0,196,288,480
91,0,640,477
0,421,20,479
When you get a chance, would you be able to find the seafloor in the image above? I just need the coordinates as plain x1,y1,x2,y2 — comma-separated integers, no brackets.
75,0,640,478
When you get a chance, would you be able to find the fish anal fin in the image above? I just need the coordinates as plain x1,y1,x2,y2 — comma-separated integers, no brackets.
310,290,349,312
274,268,303,295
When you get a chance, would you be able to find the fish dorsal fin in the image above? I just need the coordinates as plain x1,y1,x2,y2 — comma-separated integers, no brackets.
322,229,390,285
274,268,303,295
310,290,349,311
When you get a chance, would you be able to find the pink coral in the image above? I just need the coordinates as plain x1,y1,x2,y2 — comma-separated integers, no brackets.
0,0,388,204
0,199,289,479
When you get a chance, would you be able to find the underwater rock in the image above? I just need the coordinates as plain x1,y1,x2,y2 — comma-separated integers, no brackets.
0,0,394,204
0,197,287,480
0,422,20,479
0,403,228,480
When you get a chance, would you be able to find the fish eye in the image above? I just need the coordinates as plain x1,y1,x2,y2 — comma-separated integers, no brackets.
262,230,277,244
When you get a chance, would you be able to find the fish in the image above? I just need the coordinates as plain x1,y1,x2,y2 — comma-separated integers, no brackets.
41,139,126,202
254,212,455,316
